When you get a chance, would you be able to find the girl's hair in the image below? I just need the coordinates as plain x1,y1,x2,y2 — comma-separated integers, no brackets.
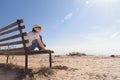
32,27,41,32
32,28,35,32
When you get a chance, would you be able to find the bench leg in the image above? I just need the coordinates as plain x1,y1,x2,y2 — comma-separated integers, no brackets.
49,53,52,68
25,52,28,74
6,55,9,64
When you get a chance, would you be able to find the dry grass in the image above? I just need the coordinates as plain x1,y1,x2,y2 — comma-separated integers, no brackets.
0,63,55,80
0,55,120,80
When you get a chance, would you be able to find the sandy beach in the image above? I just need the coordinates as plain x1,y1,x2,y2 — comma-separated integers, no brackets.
0,55,120,80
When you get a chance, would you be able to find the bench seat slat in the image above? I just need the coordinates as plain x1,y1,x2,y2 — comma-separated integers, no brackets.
30,50,54,54
0,50,54,55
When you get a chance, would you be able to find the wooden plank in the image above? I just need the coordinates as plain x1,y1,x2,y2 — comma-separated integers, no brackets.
0,47,25,55
0,51,25,55
29,50,54,54
0,47,24,51
17,21,28,74
0,50,54,55
0,49,53,54
0,26,25,36
0,40,29,46
0,19,23,32
0,52,52,55
49,53,52,68
0,19,54,72
0,32,27,42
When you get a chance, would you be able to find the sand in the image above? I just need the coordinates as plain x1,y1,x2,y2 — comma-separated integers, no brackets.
0,55,120,80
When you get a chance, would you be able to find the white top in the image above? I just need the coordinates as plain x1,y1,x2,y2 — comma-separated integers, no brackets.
24,31,40,47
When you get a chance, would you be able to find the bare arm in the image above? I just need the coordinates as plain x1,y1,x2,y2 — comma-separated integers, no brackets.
36,38,46,50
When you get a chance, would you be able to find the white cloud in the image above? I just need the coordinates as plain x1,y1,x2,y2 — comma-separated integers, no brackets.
61,13,73,23
64,13,73,20
85,1,89,5
110,32,120,39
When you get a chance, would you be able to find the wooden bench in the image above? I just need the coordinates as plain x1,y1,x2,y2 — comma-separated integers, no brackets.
0,19,54,74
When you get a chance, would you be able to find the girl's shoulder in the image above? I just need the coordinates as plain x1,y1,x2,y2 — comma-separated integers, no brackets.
28,31,39,36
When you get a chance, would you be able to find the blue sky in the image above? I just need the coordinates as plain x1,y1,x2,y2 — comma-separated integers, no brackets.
0,0,120,55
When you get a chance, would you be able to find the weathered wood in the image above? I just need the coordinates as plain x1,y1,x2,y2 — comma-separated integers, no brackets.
0,40,29,47
0,19,23,32
0,50,54,55
29,50,54,54
0,25,25,36
0,50,24,55
0,47,24,51
17,20,28,74
0,19,54,75
0,32,27,42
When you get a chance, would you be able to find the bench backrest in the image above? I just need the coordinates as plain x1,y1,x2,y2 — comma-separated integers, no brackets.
0,19,54,74
0,19,28,55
